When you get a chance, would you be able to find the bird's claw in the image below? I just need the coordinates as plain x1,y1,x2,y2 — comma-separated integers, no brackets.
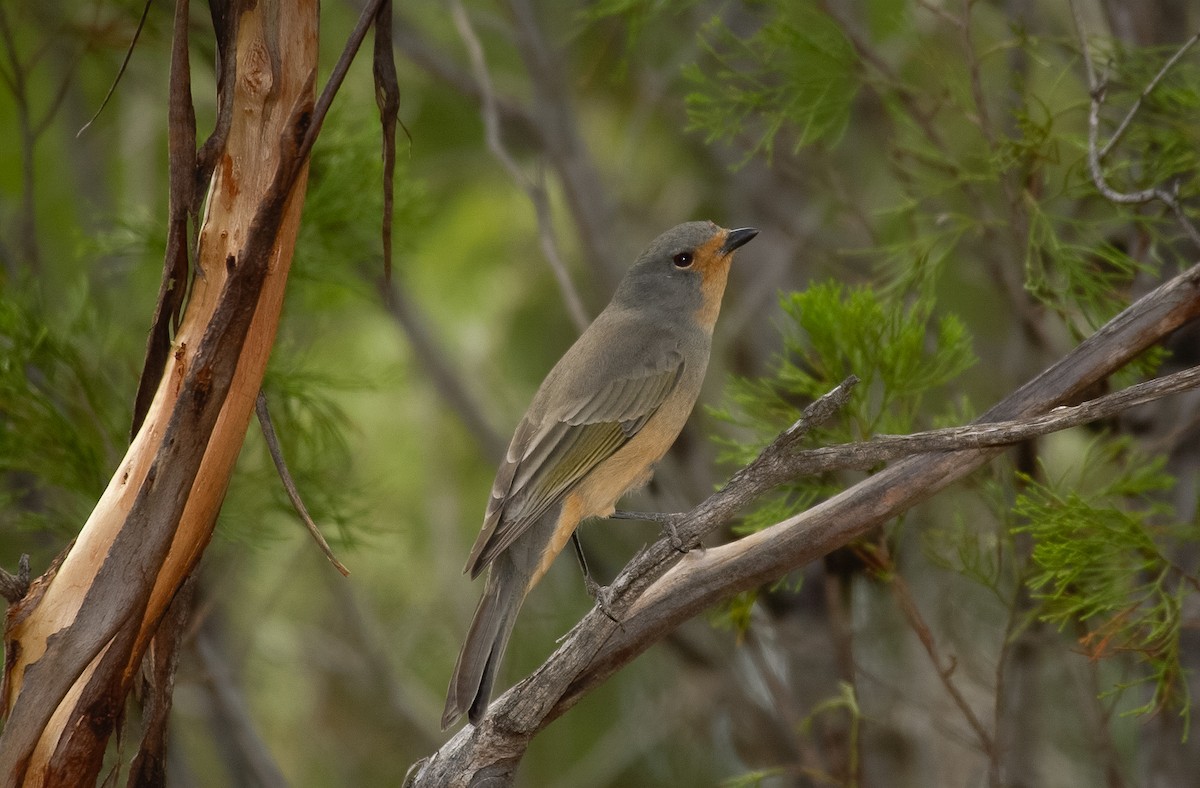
660,518,687,553
583,574,622,626
611,509,689,553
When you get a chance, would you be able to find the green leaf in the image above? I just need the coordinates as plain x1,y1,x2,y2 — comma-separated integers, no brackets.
1013,438,1195,726
684,2,859,163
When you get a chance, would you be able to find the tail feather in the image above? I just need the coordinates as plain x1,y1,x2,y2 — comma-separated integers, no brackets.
442,563,523,729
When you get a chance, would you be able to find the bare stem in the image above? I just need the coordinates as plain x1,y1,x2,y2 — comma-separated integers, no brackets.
1070,0,1200,249
255,392,350,576
449,0,590,332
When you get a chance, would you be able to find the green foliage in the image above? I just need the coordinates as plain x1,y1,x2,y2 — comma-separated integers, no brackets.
1095,42,1200,200
1013,438,1197,725
298,101,430,291
708,588,757,634
713,282,975,536
683,2,859,163
0,294,126,537
5,0,1200,782
579,0,705,60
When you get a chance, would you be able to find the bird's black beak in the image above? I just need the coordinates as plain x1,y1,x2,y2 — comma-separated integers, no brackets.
721,227,759,255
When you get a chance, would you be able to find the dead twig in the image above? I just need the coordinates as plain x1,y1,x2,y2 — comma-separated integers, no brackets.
255,392,350,577
869,543,995,756
449,0,590,332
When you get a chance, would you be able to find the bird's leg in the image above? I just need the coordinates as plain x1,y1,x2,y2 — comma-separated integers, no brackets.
610,510,687,552
571,531,620,625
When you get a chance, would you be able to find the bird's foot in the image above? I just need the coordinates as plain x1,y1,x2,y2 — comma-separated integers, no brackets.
610,510,688,553
583,574,622,626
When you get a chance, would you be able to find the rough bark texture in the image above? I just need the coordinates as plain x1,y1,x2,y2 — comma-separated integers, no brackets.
0,2,318,783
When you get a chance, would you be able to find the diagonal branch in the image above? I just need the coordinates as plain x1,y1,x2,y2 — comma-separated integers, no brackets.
255,392,350,576
449,0,590,332
76,0,153,137
1099,30,1200,162
750,361,1200,485
405,259,1200,786
131,0,199,437
624,361,1200,540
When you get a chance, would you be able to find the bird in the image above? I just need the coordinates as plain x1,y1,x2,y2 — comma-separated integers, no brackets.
442,221,758,729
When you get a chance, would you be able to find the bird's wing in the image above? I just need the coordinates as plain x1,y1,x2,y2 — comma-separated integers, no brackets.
464,351,684,577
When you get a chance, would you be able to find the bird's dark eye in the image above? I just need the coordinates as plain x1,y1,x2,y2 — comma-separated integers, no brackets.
672,251,694,268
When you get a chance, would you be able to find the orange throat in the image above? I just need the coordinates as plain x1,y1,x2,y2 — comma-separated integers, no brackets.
694,233,734,330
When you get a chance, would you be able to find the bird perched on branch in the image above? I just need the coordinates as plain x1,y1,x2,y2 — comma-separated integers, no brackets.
442,221,758,728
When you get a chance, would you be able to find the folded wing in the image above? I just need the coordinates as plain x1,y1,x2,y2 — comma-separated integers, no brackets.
464,351,684,577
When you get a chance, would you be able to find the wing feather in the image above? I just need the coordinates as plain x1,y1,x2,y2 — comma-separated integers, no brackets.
464,353,684,577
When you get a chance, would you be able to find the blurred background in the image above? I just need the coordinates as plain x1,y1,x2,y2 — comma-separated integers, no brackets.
2,0,1200,785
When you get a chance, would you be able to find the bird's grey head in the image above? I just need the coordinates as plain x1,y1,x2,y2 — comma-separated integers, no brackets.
614,220,753,314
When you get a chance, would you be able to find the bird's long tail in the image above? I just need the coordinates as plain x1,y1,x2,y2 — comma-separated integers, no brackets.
442,560,524,728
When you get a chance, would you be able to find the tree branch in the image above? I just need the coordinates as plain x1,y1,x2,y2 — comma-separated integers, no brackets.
405,260,1200,786
1071,0,1200,249
763,361,1200,481
255,391,350,576
377,277,507,463
0,0,394,778
449,0,590,332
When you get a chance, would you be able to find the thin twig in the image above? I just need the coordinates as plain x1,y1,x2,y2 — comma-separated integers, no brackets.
294,0,390,168
1100,30,1200,161
1071,0,1200,249
77,0,153,136
872,544,995,755
388,7,543,144
131,0,198,437
449,0,590,332
772,363,1200,480
622,363,1200,539
373,0,399,288
255,392,350,576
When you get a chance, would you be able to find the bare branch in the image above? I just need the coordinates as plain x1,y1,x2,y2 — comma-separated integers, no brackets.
388,9,542,144
405,261,1200,785
373,0,400,288
883,551,994,754
1100,30,1200,161
377,277,507,463
296,0,391,167
131,0,199,438
77,0,154,137
771,362,1200,480
255,392,350,577
1071,0,1200,249
194,0,240,228
622,361,1200,539
449,0,590,332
